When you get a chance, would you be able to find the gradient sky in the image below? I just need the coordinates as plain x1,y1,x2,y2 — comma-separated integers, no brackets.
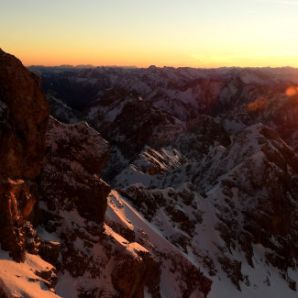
1,0,298,67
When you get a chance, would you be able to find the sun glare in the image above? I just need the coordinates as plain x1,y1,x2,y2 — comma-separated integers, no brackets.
285,86,298,97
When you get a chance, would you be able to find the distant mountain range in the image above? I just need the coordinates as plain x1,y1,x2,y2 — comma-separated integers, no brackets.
33,65,298,297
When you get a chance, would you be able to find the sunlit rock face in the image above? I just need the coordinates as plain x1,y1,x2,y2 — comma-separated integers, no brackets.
0,49,49,262
0,179,27,262
0,50,60,297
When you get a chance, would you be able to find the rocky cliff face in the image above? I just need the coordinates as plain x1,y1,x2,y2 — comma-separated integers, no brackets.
0,49,49,263
0,50,59,297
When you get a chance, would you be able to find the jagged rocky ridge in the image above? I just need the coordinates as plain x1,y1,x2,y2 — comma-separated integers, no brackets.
30,65,298,297
0,50,211,298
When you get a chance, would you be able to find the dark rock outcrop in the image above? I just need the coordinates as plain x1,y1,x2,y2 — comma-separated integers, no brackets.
111,248,160,298
41,117,110,223
0,49,49,180
39,240,61,266
89,97,184,159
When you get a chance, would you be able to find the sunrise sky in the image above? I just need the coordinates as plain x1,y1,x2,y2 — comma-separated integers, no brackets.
1,0,298,67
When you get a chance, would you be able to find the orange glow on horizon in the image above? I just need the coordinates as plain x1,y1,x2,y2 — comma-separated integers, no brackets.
14,50,298,69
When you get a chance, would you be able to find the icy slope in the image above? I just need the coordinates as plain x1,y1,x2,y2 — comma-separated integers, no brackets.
0,250,59,298
106,190,211,298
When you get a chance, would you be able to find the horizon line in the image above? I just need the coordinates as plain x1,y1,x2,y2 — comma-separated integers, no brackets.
27,64,298,70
